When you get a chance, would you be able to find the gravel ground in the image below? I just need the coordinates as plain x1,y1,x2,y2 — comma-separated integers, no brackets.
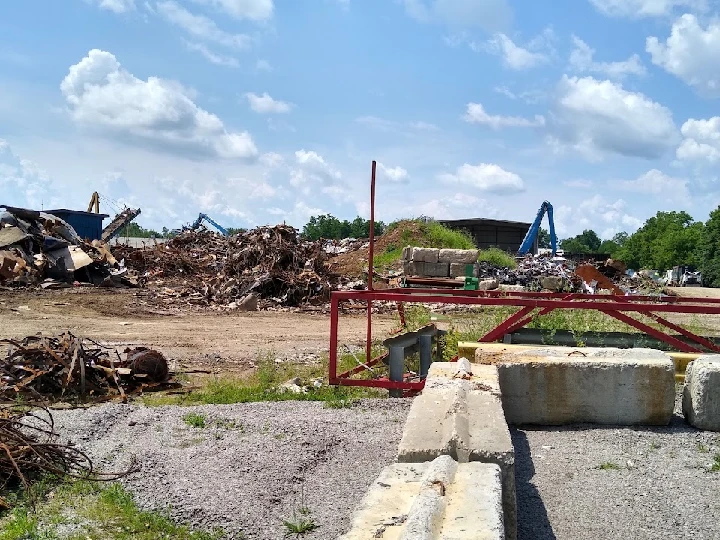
514,391,720,540
52,399,411,540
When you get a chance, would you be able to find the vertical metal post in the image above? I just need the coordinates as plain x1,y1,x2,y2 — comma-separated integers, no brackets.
418,334,432,378
388,346,404,398
366,161,376,366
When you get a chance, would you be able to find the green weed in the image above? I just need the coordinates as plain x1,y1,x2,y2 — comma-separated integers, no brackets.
598,462,622,470
477,247,517,269
697,443,709,453
711,454,720,472
0,480,223,540
183,413,206,428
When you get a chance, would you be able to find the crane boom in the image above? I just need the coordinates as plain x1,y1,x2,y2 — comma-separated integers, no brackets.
518,201,557,256
190,213,229,236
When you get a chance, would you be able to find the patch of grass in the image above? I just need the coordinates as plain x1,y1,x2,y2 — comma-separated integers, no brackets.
711,454,720,472
282,514,317,536
0,480,223,540
650,440,662,451
597,461,622,470
477,247,517,269
145,351,383,407
183,412,206,428
697,443,709,453
422,221,475,250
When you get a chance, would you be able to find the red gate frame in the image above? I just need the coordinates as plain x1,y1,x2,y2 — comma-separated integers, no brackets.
328,161,720,392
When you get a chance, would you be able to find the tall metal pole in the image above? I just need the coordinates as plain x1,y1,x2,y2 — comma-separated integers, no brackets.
366,161,376,364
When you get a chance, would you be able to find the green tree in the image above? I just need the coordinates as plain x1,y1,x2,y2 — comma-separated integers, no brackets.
598,240,621,255
538,228,551,249
120,222,162,238
302,214,384,240
616,211,703,271
560,237,591,253
559,229,602,253
699,206,720,287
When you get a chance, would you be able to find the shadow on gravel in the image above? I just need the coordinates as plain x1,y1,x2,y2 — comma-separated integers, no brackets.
511,429,557,540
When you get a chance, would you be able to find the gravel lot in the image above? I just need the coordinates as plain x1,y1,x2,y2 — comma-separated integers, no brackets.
514,394,720,540
52,399,411,540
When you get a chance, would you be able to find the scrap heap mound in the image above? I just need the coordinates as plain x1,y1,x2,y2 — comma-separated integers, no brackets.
113,224,336,308
0,206,133,288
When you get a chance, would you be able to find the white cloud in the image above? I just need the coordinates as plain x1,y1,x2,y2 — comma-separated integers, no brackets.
88,0,136,13
227,176,276,199
563,179,593,188
555,196,643,238
377,163,409,183
647,14,720,96
60,49,257,159
616,169,691,204
244,92,292,113
463,102,545,128
184,41,239,67
677,116,720,163
259,152,284,167
494,86,546,104
0,140,56,209
402,0,512,31
157,1,251,49
189,0,274,21
588,0,706,18
438,163,525,193
485,33,549,69
411,193,499,220
256,59,272,71
569,36,645,78
290,150,342,194
550,75,678,159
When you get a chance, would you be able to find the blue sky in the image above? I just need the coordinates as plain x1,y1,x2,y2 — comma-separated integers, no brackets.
2,0,720,239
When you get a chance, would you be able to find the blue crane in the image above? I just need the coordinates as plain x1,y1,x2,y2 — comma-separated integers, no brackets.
174,213,229,236
517,201,557,256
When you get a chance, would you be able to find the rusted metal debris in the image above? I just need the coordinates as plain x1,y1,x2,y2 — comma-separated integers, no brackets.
112,225,337,308
0,408,137,508
0,205,137,289
0,333,177,404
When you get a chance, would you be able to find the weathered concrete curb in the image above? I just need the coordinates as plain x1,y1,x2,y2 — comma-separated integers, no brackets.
339,455,504,540
683,355,720,431
397,360,516,539
496,347,675,425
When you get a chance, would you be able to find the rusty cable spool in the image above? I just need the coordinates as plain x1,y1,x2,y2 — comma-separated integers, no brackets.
126,348,169,383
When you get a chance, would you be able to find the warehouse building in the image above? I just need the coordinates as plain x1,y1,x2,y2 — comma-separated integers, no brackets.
439,218,535,254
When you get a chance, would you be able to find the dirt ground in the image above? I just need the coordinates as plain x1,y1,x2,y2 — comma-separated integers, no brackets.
0,288,397,372
667,286,720,299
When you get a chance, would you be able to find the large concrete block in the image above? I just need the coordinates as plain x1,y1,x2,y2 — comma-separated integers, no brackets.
340,455,505,540
403,260,419,276
450,263,478,278
398,362,515,539
425,262,450,277
683,356,720,431
439,248,479,264
496,347,675,426
402,245,413,261
478,278,499,291
412,247,440,263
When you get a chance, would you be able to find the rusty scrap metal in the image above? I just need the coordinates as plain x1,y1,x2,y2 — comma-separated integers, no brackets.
0,408,137,508
0,333,175,404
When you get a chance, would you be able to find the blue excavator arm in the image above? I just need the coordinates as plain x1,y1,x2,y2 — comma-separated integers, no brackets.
190,213,229,236
517,201,557,256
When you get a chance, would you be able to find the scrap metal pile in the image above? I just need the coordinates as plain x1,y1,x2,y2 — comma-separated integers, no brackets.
0,409,135,508
112,224,337,308
0,206,135,289
0,333,174,404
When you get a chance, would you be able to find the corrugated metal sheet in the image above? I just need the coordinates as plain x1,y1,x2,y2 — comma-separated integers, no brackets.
46,209,109,241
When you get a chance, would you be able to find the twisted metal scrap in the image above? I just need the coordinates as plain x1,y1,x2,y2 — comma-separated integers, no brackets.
0,408,137,508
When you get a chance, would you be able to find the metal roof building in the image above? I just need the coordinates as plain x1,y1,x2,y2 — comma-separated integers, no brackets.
439,218,536,254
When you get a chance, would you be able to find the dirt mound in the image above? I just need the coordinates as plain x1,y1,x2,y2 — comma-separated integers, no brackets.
328,220,425,279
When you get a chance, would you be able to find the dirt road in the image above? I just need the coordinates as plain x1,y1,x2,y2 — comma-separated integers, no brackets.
0,289,396,371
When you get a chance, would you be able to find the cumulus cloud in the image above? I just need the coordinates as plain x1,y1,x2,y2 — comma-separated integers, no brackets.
60,49,257,159
402,0,512,31
377,162,409,183
411,193,499,220
157,1,251,49
184,41,239,67
549,75,678,159
87,0,136,13
555,196,643,238
189,0,274,21
616,169,691,205
569,36,645,78
677,116,720,163
484,33,549,70
244,92,293,113
438,163,525,193
463,102,544,128
588,0,706,18
289,150,342,194
0,140,56,209
647,14,720,96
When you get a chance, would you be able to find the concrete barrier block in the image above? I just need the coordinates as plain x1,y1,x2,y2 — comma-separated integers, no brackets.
450,263,478,278
412,247,440,263
496,347,675,426
403,260,419,276
498,285,525,293
478,278,499,290
425,262,450,277
340,455,505,540
439,248,479,264
683,356,720,431
398,362,515,539
402,245,413,261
